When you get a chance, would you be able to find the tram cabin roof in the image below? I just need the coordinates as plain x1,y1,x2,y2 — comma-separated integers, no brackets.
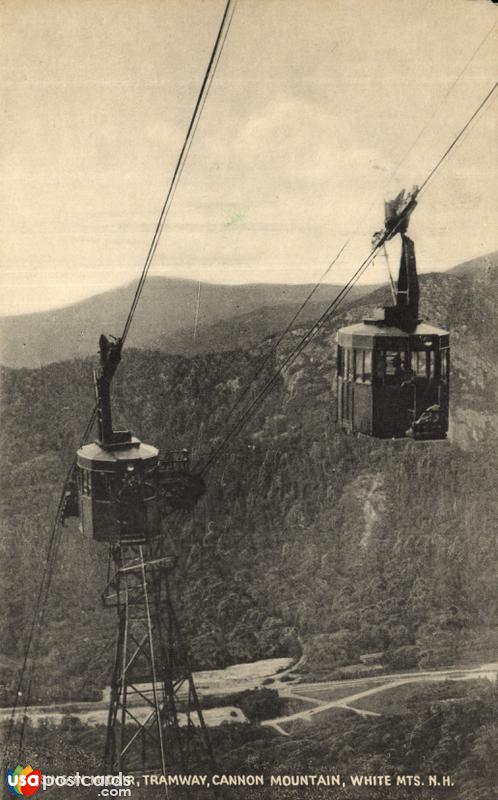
77,437,159,471
337,320,449,349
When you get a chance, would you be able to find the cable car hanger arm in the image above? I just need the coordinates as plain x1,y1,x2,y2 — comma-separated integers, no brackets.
94,334,131,448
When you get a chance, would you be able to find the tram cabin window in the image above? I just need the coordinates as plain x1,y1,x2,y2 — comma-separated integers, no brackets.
82,470,91,496
363,350,372,383
143,467,156,499
440,349,448,383
386,351,404,377
375,352,385,382
346,348,353,380
428,350,436,380
413,349,437,380
376,350,413,381
354,350,372,384
339,346,350,380
92,472,110,501
342,347,349,379
413,351,426,378
354,350,362,383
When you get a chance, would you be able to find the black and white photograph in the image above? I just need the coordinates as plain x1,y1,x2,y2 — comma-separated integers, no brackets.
1,1,497,798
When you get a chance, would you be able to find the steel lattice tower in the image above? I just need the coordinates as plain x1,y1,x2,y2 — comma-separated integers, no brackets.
102,538,217,780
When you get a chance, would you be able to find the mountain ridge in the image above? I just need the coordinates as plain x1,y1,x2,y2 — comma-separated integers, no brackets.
0,276,372,368
1,249,496,368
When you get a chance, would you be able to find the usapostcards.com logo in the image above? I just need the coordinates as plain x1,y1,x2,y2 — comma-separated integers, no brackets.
6,765,42,797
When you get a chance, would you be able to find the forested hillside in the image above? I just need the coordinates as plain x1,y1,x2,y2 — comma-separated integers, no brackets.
0,267,497,705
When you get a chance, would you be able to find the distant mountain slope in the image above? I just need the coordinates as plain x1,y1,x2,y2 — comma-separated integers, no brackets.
148,297,342,357
0,277,371,368
2,250,496,369
449,249,498,278
141,250,498,357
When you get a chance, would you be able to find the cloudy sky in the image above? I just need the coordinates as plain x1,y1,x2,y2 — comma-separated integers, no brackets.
1,0,497,315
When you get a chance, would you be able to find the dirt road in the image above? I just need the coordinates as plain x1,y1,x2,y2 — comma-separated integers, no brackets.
262,661,498,735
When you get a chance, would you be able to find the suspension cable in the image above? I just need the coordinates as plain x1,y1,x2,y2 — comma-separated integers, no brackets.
419,80,497,193
1,453,72,766
224,240,350,422
392,20,496,177
1,0,237,767
199,246,379,473
381,245,397,303
3,404,107,764
121,0,237,345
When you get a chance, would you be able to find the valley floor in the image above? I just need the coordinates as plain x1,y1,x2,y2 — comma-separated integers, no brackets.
1,658,496,734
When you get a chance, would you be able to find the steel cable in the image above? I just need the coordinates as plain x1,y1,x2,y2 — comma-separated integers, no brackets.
1,0,237,766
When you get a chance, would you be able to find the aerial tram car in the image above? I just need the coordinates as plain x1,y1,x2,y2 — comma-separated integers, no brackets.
74,334,204,543
336,189,449,440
